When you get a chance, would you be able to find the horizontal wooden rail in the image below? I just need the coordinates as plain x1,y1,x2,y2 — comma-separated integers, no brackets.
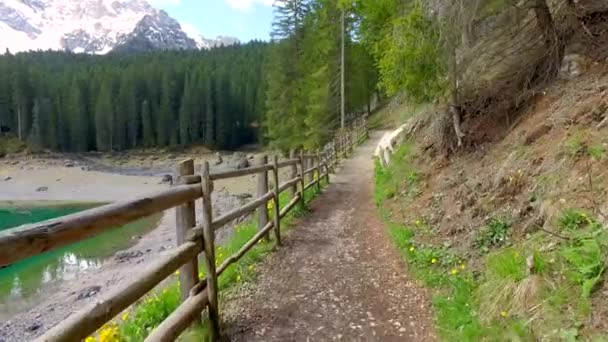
217,220,274,278
279,194,301,219
303,166,316,176
37,241,203,342
177,175,202,185
210,164,273,181
145,286,210,342
276,158,299,168
209,191,274,231
0,184,202,267
278,177,301,194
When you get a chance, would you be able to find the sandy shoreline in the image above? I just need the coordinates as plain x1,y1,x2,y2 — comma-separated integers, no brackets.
0,152,268,341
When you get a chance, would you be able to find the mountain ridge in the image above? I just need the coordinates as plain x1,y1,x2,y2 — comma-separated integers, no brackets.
0,0,239,54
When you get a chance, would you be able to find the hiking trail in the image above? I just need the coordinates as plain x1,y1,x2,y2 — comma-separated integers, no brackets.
223,131,436,341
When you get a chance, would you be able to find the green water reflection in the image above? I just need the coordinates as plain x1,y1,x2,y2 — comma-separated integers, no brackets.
0,203,161,314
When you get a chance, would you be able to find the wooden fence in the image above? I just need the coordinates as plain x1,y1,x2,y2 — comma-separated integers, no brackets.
0,118,368,342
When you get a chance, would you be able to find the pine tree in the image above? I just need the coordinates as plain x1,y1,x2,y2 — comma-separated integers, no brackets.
94,79,114,151
141,99,155,147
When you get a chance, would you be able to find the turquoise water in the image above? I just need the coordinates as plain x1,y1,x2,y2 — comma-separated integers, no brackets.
0,203,161,315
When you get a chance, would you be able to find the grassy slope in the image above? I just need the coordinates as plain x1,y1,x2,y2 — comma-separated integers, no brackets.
372,65,608,341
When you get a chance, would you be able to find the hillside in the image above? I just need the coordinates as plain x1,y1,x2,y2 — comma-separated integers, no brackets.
374,51,608,340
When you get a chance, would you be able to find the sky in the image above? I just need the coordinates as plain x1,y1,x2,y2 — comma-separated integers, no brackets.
148,0,275,42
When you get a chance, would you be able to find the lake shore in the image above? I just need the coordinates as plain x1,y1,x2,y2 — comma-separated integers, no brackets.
0,151,263,341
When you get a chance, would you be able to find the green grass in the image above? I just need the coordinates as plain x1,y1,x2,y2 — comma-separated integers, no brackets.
374,141,608,341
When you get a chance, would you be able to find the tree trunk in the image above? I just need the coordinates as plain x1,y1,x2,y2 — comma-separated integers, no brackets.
449,46,464,147
532,0,564,77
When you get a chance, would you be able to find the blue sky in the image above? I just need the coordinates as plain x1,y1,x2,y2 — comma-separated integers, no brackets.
148,0,275,42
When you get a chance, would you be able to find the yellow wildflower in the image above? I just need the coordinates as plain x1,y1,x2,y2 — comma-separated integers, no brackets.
409,246,415,252
237,275,241,282
248,265,254,271
415,220,421,226
501,311,508,318
199,272,204,278
267,199,275,210
431,258,437,264
122,312,129,321
450,268,459,275
460,264,466,270
85,337,96,342
175,270,180,276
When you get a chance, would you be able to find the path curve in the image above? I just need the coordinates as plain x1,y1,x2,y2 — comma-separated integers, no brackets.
222,131,436,341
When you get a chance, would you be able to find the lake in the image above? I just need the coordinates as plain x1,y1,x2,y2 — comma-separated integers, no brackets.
0,203,161,316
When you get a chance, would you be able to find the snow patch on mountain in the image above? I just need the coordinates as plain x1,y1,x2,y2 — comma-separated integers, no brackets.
0,0,239,54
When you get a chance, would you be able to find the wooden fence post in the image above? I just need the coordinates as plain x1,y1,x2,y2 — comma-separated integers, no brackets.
201,161,219,340
175,159,199,307
272,156,281,246
315,149,321,192
289,150,297,198
306,153,313,185
298,151,306,200
256,155,270,241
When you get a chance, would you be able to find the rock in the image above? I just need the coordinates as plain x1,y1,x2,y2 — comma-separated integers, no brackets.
25,323,42,332
524,124,552,145
248,154,255,160
230,154,250,169
36,186,48,192
64,161,75,168
10,161,19,166
168,154,177,160
3,176,11,181
236,193,253,200
76,285,101,300
161,174,173,185
114,250,144,263
560,54,585,79
81,166,90,171
213,152,223,166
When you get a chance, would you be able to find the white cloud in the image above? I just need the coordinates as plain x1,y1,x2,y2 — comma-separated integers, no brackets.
181,22,201,38
147,0,182,7
225,0,274,11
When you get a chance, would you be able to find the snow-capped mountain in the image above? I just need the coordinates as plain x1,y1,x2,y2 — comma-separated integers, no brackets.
0,0,239,54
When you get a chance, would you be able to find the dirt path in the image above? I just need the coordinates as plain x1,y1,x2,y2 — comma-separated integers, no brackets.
222,131,436,341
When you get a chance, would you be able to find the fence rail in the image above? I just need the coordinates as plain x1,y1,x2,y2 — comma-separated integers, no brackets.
0,117,368,342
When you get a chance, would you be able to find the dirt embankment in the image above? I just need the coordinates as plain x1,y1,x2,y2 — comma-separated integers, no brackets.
379,59,608,339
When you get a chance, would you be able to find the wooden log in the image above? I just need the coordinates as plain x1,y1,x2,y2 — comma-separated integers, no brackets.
272,156,281,246
278,177,301,194
298,151,305,200
209,164,273,181
315,150,321,192
176,175,202,185
0,184,201,267
288,150,297,198
276,158,299,169
216,221,274,277
303,166,317,176
209,191,274,231
145,284,210,342
279,194,301,219
201,161,219,340
36,241,202,342
175,160,200,309
306,154,313,185
256,155,270,241
304,179,319,192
